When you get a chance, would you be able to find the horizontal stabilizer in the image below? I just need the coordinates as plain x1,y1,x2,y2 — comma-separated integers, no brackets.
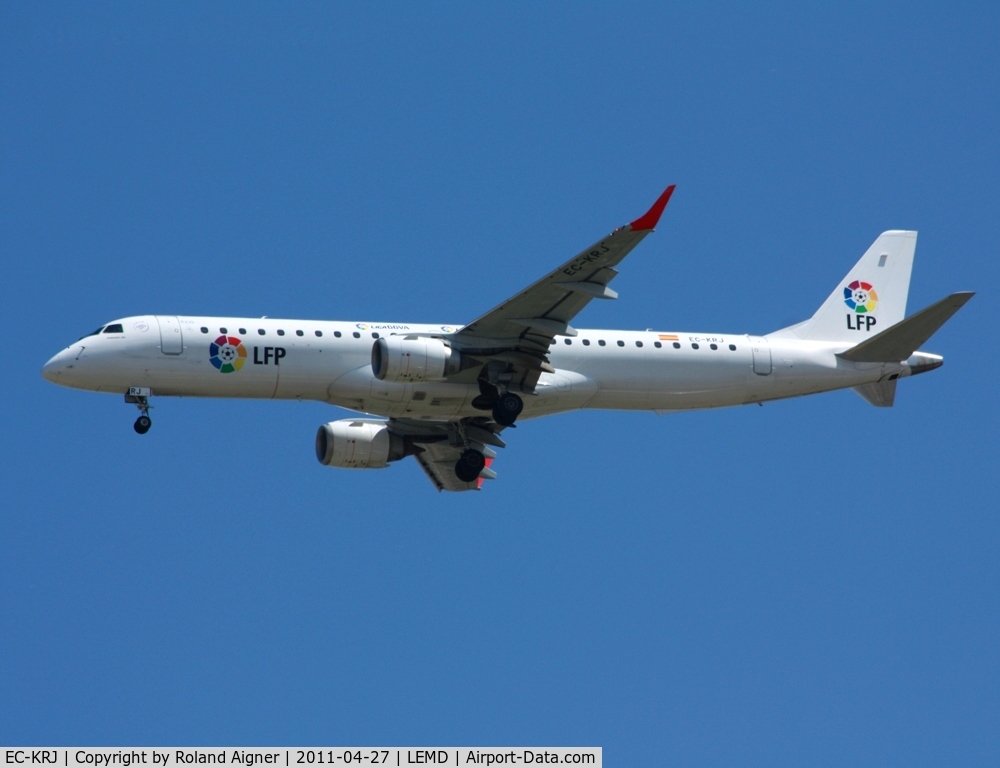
837,292,974,362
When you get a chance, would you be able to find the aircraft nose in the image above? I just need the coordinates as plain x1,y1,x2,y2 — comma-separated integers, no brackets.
41,348,73,383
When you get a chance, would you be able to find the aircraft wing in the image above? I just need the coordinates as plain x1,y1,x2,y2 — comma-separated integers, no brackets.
453,185,675,354
388,186,675,491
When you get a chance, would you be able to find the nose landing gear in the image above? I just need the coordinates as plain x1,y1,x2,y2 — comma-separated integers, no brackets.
125,388,153,434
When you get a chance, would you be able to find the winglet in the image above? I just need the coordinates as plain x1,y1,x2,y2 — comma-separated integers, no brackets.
629,184,676,231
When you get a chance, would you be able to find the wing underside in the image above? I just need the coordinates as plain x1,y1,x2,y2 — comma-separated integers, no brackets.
414,440,493,492
390,417,503,492
383,185,676,492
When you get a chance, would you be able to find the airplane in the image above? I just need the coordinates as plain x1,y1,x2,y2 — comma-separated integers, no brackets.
41,185,973,491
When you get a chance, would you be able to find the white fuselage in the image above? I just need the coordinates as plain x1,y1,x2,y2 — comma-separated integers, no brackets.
41,314,919,420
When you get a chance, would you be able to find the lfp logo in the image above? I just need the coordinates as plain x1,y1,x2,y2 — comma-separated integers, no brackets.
209,335,247,373
844,280,879,331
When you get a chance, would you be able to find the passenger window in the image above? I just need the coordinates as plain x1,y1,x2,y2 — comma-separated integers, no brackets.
220,327,227,334
617,340,625,347
296,330,304,337
353,332,360,338
372,332,379,339
582,339,590,346
673,342,681,349
239,328,247,335
277,329,285,336
103,324,124,334
636,341,643,348
692,343,699,349
564,338,572,345
258,329,266,335
654,341,662,348
333,331,341,338
729,344,736,351
316,330,324,337
200,327,208,334
710,343,718,350
598,340,606,346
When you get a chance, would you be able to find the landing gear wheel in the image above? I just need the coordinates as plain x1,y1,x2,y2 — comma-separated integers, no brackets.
455,449,486,482
492,391,523,426
134,415,152,434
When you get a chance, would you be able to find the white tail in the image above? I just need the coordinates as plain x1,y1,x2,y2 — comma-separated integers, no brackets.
773,231,916,342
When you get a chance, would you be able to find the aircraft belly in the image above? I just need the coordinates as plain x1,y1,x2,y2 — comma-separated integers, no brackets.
374,382,475,418
328,367,476,418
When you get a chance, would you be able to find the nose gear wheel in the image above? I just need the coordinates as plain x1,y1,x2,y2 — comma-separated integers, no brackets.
126,391,153,434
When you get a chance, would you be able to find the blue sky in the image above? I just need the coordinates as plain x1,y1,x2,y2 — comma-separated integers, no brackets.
2,2,997,763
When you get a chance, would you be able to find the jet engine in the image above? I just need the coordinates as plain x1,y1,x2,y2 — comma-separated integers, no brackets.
371,336,463,382
315,419,411,469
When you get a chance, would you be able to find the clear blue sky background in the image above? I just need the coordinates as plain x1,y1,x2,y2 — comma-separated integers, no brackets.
2,3,997,764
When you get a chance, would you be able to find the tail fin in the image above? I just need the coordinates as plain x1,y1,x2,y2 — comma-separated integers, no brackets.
775,231,916,342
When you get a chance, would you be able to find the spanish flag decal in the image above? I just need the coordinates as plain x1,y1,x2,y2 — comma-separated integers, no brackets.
658,334,679,341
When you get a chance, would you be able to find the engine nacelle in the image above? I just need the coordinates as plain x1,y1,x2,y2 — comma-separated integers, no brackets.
315,419,409,469
371,335,462,382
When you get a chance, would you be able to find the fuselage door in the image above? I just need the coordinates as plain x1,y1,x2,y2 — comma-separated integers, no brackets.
156,316,184,355
749,336,772,375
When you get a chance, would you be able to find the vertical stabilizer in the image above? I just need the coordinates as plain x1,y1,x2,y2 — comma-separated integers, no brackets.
779,231,916,342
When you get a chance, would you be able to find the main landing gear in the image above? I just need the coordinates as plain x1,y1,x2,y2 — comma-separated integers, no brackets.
491,391,523,427
471,378,524,427
125,389,153,434
455,448,486,483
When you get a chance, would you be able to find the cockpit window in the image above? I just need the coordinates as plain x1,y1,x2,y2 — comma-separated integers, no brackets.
103,324,124,334
78,326,105,340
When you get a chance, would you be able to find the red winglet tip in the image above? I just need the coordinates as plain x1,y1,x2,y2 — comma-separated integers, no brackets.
628,184,676,231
